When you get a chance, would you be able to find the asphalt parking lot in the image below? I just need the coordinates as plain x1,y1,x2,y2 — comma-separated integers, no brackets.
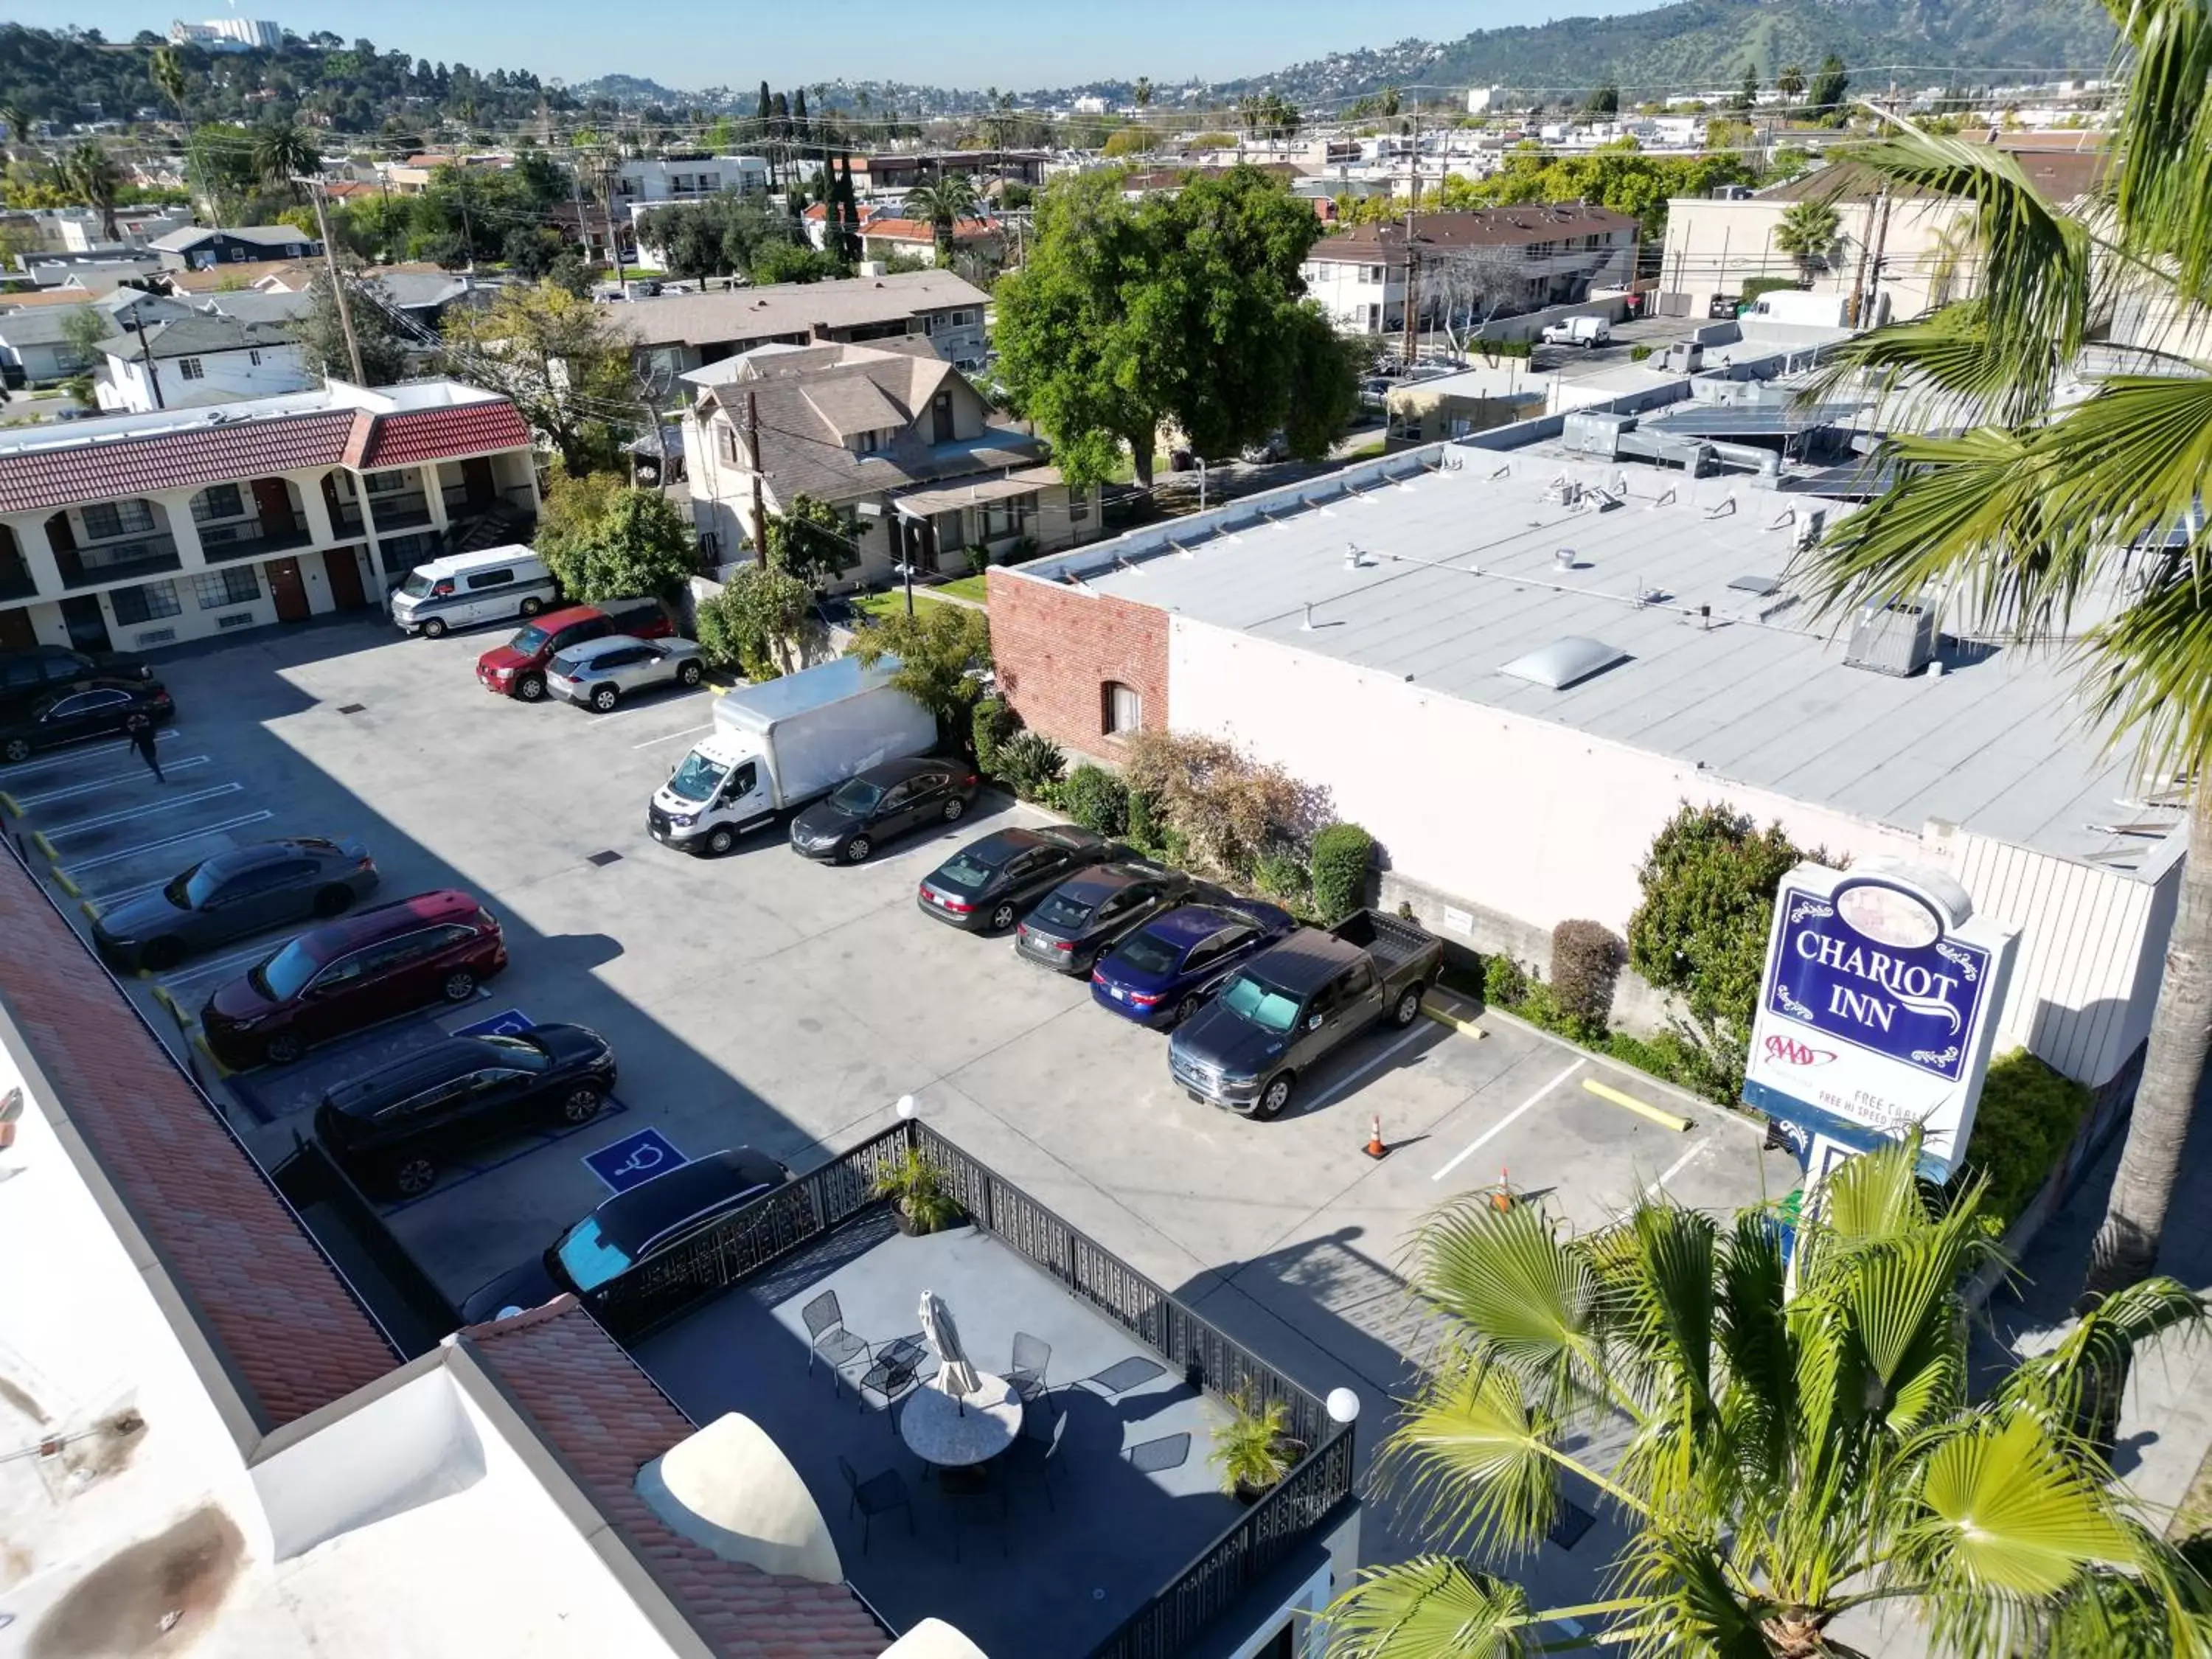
3,612,1795,1492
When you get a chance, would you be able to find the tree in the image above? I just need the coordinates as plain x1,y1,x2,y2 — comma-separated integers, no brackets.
904,173,981,264
58,305,108,375
251,121,321,196
1321,1134,2212,1658
536,476,695,599
848,603,992,748
1586,81,1621,119
440,279,632,476
1799,9,2212,1315
1427,245,1528,349
1808,52,1850,120
1133,77,1152,109
60,141,120,240
695,563,820,676
1732,65,1759,112
765,493,858,587
292,268,412,386
1777,62,1808,107
1773,196,1843,281
751,243,843,285
1,105,33,161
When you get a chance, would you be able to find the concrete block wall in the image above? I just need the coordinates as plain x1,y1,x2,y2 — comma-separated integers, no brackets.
986,566,1169,761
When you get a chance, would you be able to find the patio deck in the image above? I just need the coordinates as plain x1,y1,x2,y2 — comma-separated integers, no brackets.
633,1216,1243,1657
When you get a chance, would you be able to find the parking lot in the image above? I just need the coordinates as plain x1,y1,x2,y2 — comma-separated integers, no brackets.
2,612,1793,1495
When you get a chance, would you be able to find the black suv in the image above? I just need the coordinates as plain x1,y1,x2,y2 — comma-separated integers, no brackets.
313,1025,616,1197
0,645,150,712
917,824,1120,933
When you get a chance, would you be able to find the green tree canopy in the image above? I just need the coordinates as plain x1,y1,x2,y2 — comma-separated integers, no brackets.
1427,142,1759,238
291,268,412,386
1775,196,1843,276
765,493,858,588
439,279,631,476
695,563,819,677
537,474,695,599
1809,52,1851,119
846,602,992,746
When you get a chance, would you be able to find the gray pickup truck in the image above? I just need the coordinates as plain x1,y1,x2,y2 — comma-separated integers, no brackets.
1168,910,1443,1119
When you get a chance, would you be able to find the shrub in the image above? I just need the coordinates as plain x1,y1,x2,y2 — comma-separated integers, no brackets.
971,696,1015,776
1061,763,1129,835
1121,730,1331,880
1550,919,1624,1035
1126,788,1159,852
1628,343,1654,362
1254,850,1310,908
964,543,992,576
1954,1051,2092,1231
1308,822,1376,922
1483,953,1529,1007
996,731,1065,800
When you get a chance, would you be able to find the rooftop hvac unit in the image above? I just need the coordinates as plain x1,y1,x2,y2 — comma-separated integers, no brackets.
1562,409,1633,459
1845,598,1938,677
1794,507,1826,551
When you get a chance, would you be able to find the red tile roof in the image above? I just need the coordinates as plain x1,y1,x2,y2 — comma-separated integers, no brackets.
352,403,532,469
0,853,396,1430
463,1299,889,1659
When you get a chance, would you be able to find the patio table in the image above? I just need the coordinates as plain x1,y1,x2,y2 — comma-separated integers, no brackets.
899,1369,1022,1469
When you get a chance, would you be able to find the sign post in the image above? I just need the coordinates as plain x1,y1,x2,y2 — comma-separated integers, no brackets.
1744,858,2017,1183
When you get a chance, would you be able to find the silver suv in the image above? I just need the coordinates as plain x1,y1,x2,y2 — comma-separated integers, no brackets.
545,634,706,711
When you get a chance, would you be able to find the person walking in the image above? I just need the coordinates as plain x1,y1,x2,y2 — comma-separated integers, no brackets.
125,711,163,783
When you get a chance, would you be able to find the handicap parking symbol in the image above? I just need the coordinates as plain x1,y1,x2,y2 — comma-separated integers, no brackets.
583,1127,686,1194
456,1006,533,1038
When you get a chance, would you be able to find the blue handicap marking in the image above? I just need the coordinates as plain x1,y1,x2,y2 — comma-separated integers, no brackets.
456,1006,533,1039
583,1127,686,1194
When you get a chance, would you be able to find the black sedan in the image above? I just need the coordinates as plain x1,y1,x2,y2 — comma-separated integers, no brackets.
313,1025,616,1198
91,837,380,973
789,756,978,863
917,824,1121,933
0,677,172,765
0,644,151,714
459,1147,793,1323
1014,860,1207,975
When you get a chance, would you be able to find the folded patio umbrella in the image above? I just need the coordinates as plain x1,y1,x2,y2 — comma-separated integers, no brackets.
920,1289,980,1398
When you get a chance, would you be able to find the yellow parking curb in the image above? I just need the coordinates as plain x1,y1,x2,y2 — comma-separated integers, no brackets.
1582,1076,1691,1133
52,871,80,897
77,897,99,922
0,791,18,817
189,1032,234,1079
1420,992,1485,1039
150,984,185,1029
30,830,55,861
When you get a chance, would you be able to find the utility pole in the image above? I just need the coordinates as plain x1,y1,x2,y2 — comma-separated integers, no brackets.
1399,105,1422,366
132,316,164,410
1846,188,1882,329
302,178,366,386
745,389,767,568
1863,189,1895,327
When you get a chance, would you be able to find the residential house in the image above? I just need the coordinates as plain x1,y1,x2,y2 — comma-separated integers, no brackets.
0,305,106,386
679,338,1099,578
613,153,772,215
1301,203,1639,335
377,152,511,195
849,150,1051,195
799,204,1007,270
52,207,190,252
150,224,322,272
94,314,310,412
23,252,164,292
0,378,540,655
617,268,992,384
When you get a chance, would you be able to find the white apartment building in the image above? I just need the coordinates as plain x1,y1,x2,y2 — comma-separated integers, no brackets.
615,154,772,216
1302,203,1639,335
0,378,540,656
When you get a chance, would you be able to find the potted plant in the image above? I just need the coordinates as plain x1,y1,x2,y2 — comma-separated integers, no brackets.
1208,1388,1301,1503
872,1147,963,1236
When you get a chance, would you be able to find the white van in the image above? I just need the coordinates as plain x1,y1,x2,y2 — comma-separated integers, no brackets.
389,546,560,637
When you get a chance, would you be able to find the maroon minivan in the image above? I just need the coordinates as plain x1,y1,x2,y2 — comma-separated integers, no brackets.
201,890,508,1068
476,599,675,701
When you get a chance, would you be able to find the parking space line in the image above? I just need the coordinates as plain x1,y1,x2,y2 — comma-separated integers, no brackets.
45,784,244,841
0,728,181,779
158,942,279,990
1304,1020,1436,1116
591,689,711,723
15,756,212,807
632,722,713,749
60,812,273,873
1655,1138,1708,1191
1432,1058,1586,1183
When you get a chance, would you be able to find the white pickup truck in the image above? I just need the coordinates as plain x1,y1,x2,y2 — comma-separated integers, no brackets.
1540,316,1612,348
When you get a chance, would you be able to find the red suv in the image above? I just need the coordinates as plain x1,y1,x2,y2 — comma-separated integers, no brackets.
201,890,508,1068
476,599,674,700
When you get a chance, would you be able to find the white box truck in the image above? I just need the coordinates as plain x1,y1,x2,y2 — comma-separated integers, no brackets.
647,655,936,855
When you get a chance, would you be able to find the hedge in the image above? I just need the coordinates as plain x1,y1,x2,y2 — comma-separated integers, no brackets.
1309,822,1375,922
1952,1050,2092,1231
1061,764,1129,835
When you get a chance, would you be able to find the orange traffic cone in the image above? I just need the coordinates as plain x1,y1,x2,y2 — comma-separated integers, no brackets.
1364,1113,1388,1159
1491,1166,1513,1212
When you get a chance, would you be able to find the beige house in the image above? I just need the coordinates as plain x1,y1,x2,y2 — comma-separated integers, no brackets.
678,338,1101,582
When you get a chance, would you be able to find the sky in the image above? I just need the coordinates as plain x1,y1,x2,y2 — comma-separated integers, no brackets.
10,0,1660,91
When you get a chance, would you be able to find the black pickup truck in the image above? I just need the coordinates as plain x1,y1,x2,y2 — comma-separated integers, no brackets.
1167,909,1443,1119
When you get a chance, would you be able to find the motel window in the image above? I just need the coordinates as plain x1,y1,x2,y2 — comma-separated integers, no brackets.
109,579,181,625
177,357,204,380
1102,681,1141,737
80,499,153,540
192,484,243,521
192,565,260,609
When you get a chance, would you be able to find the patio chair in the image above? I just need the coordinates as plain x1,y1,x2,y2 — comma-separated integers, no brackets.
1125,1431,1191,1475
838,1455,914,1554
1007,1331,1052,1407
857,1335,927,1423
940,1467,1010,1561
804,1290,872,1395
1012,1406,1068,1512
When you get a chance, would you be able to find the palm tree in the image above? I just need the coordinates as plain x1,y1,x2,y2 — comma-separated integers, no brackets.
1798,0,2212,1313
903,174,981,265
1322,1137,2211,1657
1773,196,1842,282
1777,62,1807,107
1133,77,1152,110
148,45,187,115
251,121,321,197
61,142,122,241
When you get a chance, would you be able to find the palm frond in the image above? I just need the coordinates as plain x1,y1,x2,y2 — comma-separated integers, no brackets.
1998,1274,2208,1442
2076,521,2212,780
1379,1363,1596,1559
1606,1525,1775,1659
1712,1213,1793,1493
1319,1556,1539,1659
2104,0,2212,302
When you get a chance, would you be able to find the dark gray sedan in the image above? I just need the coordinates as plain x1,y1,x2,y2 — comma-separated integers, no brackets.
91,837,380,973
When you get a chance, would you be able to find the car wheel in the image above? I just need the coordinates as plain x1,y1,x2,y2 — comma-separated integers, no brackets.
422,616,448,639
988,900,1018,931
1393,984,1426,1029
442,970,478,1002
1253,1073,1295,1121
517,673,545,701
520,596,545,618
311,884,354,919
843,835,872,863
591,684,619,712
942,797,965,822
678,660,703,686
389,1155,437,1199
704,826,736,857
1,737,29,764
559,1085,603,1124
264,1031,304,1067
140,936,185,973
1173,994,1203,1026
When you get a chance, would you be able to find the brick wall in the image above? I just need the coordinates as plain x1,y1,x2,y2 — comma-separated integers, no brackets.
987,568,1169,759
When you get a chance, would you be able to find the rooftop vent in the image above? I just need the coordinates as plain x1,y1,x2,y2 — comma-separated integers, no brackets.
1728,574,1782,596
1500,636,1628,690
1555,546,1576,569
1845,598,1938,677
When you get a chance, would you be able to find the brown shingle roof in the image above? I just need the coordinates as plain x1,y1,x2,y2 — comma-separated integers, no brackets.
1309,202,1638,265
0,853,395,1430
462,1299,888,1658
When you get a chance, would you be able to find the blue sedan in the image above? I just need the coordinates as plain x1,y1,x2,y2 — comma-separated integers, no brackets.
1091,901,1298,1027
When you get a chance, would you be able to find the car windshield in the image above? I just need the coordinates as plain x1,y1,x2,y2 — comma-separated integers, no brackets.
1114,931,1183,975
666,751,727,804
933,850,1000,891
554,1215,635,1292
509,623,550,654
399,571,437,599
253,937,321,1002
164,860,220,909
1032,891,1094,931
479,1033,551,1072
1220,973,1301,1034
829,777,884,815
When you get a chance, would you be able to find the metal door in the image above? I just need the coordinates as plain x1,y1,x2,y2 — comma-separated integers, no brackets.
267,557,310,622
321,547,368,610
0,607,33,652
58,594,110,653
251,477,299,534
